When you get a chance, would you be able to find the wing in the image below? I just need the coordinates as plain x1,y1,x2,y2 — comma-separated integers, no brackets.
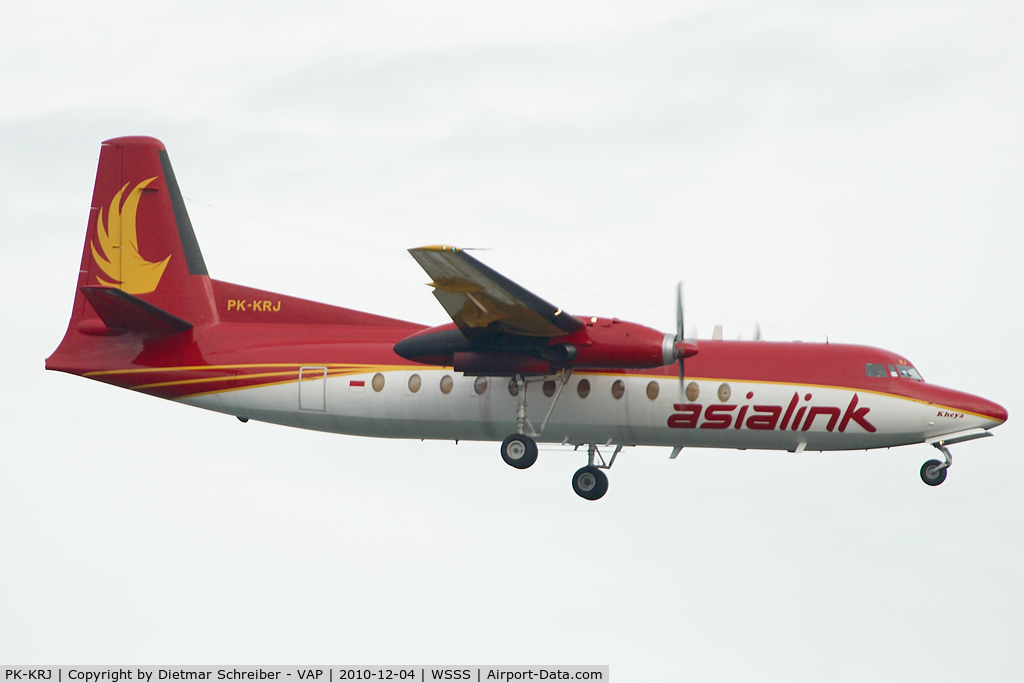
409,246,584,337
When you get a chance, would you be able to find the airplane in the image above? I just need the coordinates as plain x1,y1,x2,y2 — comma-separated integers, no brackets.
46,136,1008,500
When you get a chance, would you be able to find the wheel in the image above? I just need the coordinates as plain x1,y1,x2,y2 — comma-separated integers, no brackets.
920,459,947,486
501,434,538,469
572,465,609,500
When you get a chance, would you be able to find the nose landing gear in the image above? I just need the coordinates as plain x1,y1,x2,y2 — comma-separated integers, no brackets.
920,442,953,486
919,428,996,486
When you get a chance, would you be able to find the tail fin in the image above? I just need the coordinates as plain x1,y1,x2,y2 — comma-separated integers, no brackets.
48,137,216,371
71,136,215,324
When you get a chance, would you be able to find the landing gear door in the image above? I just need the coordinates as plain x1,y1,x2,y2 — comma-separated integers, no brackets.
299,366,327,411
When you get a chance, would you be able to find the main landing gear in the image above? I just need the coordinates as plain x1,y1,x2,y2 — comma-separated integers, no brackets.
498,372,624,500
499,372,572,472
571,444,621,501
572,466,607,500
501,434,537,469
920,442,953,486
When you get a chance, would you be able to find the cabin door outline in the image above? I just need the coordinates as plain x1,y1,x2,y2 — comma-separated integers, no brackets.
299,366,328,411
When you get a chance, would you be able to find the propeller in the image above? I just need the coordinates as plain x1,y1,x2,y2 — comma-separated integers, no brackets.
676,281,685,386
672,281,699,394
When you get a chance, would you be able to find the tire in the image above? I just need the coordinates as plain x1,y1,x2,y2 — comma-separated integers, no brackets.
572,465,609,500
920,459,948,486
501,434,538,469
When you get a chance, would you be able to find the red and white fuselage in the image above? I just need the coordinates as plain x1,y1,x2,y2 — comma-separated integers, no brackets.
54,314,1006,453
46,136,1007,499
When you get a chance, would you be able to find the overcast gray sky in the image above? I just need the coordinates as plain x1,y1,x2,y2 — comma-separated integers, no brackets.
2,2,1022,680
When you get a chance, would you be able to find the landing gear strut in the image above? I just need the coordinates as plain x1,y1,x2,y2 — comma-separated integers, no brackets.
498,371,572,471
920,443,953,486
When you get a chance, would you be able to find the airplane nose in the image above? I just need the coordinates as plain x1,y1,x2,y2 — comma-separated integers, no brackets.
948,391,1007,425
985,399,1009,425
912,384,1008,426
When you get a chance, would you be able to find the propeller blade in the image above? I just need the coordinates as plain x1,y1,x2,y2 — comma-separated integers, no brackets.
753,321,762,341
675,281,684,342
676,281,685,386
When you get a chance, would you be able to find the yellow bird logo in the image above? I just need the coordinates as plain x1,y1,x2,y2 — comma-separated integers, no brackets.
90,177,172,294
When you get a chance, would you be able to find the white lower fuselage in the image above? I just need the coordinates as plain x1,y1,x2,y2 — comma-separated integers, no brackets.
180,368,998,453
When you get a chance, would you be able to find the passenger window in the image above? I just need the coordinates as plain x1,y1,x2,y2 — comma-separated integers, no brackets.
611,380,625,400
577,379,591,398
865,363,887,377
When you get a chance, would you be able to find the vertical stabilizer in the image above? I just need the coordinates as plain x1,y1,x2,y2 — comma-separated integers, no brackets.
48,137,216,371
74,136,215,323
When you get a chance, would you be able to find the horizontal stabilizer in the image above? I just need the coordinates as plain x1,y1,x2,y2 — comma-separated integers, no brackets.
80,286,193,336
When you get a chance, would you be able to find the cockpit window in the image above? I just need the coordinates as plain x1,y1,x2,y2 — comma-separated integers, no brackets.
868,361,924,380
865,363,887,377
897,364,923,381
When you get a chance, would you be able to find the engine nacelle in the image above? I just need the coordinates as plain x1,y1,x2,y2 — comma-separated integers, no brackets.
555,317,673,369
393,317,698,374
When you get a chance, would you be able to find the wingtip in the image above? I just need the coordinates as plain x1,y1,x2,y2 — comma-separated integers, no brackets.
410,244,462,253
